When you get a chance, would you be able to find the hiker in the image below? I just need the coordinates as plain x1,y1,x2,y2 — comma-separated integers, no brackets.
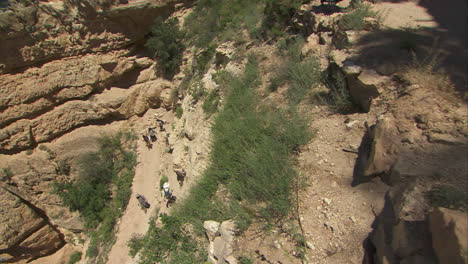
156,119,165,132
174,169,187,187
142,135,152,148
165,134,173,153
136,194,150,213
148,127,157,142
161,182,176,208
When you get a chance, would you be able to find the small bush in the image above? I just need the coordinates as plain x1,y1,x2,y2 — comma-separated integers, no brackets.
55,160,71,176
25,150,33,155
202,89,221,116
428,185,468,211
128,234,145,257
1,167,13,181
175,105,183,119
54,132,136,262
338,3,379,31
67,251,82,264
193,45,217,76
286,57,322,105
146,18,185,80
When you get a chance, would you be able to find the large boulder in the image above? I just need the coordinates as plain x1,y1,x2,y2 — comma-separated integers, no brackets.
364,116,400,178
369,182,436,264
430,207,468,264
347,69,387,112
205,220,237,264
0,187,65,262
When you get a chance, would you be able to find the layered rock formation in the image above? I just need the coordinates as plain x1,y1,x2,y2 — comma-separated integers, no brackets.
0,0,183,73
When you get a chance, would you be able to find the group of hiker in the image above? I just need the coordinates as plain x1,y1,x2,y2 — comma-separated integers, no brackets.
136,116,188,212
136,179,179,212
142,118,166,149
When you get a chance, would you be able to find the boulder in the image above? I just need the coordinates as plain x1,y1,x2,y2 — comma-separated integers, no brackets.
333,30,361,50
206,220,237,264
204,221,220,241
364,116,399,177
17,224,65,260
370,183,436,264
347,69,387,112
429,207,468,264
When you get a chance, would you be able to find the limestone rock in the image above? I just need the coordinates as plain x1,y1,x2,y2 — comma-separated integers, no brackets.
364,116,399,177
206,220,237,264
204,221,220,241
0,0,179,73
430,207,468,264
333,30,361,50
347,69,387,112
18,224,65,260
0,187,45,250
370,182,436,264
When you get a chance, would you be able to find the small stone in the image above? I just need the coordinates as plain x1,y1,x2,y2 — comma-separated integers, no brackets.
323,198,332,205
306,241,316,250
273,240,282,249
350,216,357,223
331,181,337,188
346,120,359,128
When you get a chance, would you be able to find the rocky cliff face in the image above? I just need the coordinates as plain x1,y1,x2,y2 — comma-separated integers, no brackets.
0,1,183,260
0,0,184,73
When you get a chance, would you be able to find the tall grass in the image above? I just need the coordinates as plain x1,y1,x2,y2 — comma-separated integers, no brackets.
133,57,312,263
338,2,380,31
184,0,302,48
269,37,322,105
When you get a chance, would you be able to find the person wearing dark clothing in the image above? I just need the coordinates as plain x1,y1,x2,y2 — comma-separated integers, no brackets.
156,119,165,132
136,194,150,213
174,169,187,187
142,135,152,148
148,127,157,142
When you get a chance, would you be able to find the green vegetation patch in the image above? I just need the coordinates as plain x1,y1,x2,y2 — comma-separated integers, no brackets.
54,131,136,263
133,57,311,263
428,185,468,212
338,2,380,31
184,0,302,48
146,18,185,80
67,251,82,264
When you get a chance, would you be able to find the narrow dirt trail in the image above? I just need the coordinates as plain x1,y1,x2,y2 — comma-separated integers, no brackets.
106,139,161,264
106,111,181,264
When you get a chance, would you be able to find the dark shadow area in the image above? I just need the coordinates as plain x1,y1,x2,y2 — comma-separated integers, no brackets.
351,0,467,92
310,4,345,15
351,124,374,186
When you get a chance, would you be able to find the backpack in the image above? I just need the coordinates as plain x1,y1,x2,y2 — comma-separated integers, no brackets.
164,189,172,199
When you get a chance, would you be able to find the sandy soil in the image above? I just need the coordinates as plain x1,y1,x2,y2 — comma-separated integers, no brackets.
106,110,182,264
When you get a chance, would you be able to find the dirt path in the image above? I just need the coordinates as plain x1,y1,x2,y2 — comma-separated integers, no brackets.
106,111,180,264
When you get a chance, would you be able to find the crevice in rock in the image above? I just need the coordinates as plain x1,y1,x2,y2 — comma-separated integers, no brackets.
0,186,66,263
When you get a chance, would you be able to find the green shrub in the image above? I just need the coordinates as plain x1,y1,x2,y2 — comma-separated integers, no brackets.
239,257,255,264
338,2,379,31
202,89,221,116
175,105,183,118
428,185,468,211
146,18,185,80
54,132,136,262
193,44,217,76
67,251,82,264
137,57,312,263
1,167,13,181
286,57,322,105
55,160,71,176
128,234,145,257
